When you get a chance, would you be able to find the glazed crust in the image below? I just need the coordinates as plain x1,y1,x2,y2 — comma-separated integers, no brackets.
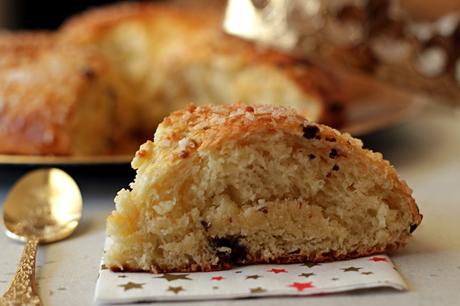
0,33,111,155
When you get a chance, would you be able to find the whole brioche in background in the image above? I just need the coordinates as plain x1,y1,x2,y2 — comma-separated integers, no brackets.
60,2,339,129
106,104,422,273
0,2,341,156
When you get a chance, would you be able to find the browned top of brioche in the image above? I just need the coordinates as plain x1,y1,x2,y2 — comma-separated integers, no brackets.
61,2,220,38
139,104,357,159
0,32,56,68
0,31,54,50
0,33,109,154
134,104,422,228
157,104,314,149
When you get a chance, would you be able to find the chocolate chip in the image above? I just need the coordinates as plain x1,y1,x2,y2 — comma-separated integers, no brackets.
332,165,340,171
178,151,189,158
258,207,268,214
81,67,96,80
201,221,211,231
302,125,319,139
326,137,336,142
329,148,338,159
409,224,418,233
308,154,316,160
209,236,248,265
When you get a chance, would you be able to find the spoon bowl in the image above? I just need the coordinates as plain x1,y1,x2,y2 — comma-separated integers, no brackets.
1,168,82,306
3,168,82,243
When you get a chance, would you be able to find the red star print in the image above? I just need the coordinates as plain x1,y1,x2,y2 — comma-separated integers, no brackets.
369,256,388,262
288,282,314,292
268,268,287,274
211,276,224,281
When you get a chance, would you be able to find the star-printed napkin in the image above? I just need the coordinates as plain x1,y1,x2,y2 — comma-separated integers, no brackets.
95,239,407,304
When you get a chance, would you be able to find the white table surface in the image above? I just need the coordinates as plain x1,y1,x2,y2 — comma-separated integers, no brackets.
1,104,459,306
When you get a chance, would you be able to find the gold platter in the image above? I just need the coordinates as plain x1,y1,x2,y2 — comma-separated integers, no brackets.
0,154,132,166
337,69,425,136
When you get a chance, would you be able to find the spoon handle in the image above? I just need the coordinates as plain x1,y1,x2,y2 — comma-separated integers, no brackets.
0,238,42,306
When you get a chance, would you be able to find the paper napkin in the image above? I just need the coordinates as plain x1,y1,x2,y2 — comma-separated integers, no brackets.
95,239,407,304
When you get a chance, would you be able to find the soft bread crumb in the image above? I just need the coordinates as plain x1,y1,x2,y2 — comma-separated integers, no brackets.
106,104,422,273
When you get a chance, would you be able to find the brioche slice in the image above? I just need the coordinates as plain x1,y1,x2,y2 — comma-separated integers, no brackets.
106,104,422,273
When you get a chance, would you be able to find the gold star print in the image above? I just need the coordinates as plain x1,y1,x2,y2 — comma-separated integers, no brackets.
167,286,185,294
250,287,267,294
118,275,127,278
302,262,319,268
299,272,315,278
118,282,145,291
341,266,362,272
361,272,373,275
246,274,262,280
156,273,192,282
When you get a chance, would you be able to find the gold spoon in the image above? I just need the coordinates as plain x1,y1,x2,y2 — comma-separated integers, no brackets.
1,168,82,306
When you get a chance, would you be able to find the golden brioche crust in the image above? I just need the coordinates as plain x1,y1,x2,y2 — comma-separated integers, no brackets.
61,2,220,37
0,31,55,52
0,34,108,154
